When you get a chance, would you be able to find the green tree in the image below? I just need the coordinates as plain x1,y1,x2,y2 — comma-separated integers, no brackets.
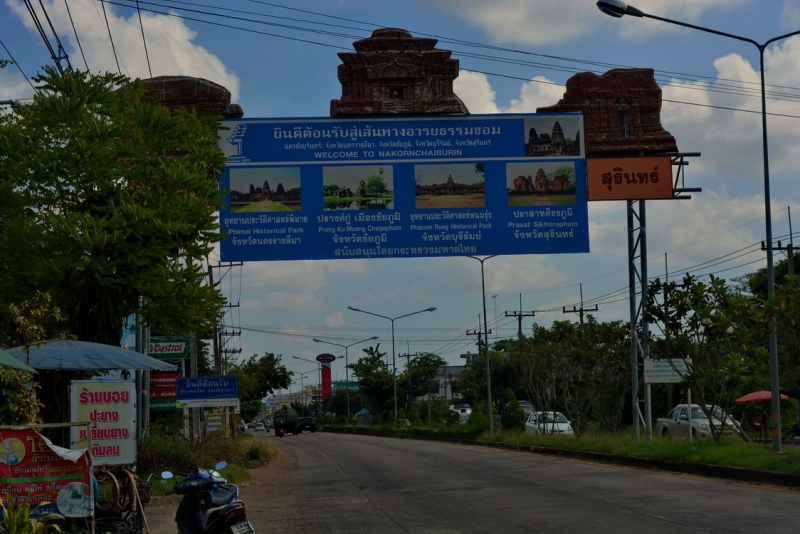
364,175,388,196
239,399,265,424
500,388,525,431
230,353,292,405
646,274,763,441
349,345,393,415
553,165,576,186
0,67,226,347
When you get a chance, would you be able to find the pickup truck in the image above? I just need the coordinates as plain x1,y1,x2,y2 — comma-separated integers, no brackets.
657,404,741,439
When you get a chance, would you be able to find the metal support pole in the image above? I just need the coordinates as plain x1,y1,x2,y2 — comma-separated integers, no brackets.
641,201,652,441
627,201,640,437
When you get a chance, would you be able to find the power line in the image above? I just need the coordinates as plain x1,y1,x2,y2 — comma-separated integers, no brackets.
105,0,800,118
100,0,122,74
0,40,36,92
135,0,153,77
64,0,89,70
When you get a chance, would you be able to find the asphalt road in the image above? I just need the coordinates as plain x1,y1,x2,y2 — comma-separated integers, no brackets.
231,430,800,533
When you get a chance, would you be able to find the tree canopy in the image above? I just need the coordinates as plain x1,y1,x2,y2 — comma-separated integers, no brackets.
0,67,227,346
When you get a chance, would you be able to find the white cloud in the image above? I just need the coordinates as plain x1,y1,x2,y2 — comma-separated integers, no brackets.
455,70,566,114
7,0,240,99
454,70,501,113
420,0,746,45
662,38,800,181
324,311,346,328
782,0,800,29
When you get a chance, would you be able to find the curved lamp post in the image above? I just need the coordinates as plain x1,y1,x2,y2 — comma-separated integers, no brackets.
296,370,314,416
292,355,322,407
467,255,497,433
347,305,437,420
597,0,798,452
313,335,379,421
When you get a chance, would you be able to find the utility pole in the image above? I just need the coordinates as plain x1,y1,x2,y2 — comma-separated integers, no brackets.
563,283,598,336
506,294,535,340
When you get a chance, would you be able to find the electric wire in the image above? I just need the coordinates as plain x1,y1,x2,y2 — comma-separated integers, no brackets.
104,0,800,118
36,0,71,71
64,0,89,70
0,40,36,92
135,0,153,77
100,0,122,74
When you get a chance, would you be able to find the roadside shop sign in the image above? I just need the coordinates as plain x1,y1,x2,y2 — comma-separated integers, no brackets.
70,380,137,465
0,427,92,518
176,376,239,408
149,336,191,360
150,361,181,411
218,113,589,262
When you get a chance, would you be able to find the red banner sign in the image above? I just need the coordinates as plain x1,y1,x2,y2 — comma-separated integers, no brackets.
0,428,92,517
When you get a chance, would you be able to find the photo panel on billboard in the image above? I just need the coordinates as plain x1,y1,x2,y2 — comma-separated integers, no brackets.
218,114,589,261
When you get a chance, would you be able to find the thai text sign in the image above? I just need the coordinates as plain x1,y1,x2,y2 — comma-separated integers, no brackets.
0,427,92,517
150,361,181,411
218,114,589,262
149,336,191,360
176,376,239,408
70,380,136,465
644,359,691,383
587,156,673,201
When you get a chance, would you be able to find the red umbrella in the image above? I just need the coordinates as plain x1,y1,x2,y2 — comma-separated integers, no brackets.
735,390,789,405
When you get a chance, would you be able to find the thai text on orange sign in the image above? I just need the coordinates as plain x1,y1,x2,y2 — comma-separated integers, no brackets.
587,156,673,201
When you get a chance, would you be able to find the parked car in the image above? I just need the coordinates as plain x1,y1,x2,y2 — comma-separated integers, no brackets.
525,412,574,436
255,422,266,431
298,417,316,433
657,404,741,439
451,404,471,424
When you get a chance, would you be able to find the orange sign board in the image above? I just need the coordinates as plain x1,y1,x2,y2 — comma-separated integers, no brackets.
587,157,673,201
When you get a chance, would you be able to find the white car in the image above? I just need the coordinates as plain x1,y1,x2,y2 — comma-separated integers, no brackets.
255,422,266,431
526,412,574,436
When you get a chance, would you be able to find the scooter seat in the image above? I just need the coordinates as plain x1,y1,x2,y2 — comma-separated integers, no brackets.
204,499,244,525
210,484,238,507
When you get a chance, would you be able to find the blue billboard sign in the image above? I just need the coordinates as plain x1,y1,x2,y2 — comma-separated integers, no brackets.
218,113,588,262
176,376,238,400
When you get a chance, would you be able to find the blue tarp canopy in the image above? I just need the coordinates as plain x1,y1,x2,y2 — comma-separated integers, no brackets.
7,339,173,371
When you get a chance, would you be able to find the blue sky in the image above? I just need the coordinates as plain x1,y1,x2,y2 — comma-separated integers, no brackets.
3,0,799,392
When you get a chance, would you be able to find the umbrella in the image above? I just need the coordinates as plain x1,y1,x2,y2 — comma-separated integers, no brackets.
0,347,37,373
735,390,789,405
6,339,173,371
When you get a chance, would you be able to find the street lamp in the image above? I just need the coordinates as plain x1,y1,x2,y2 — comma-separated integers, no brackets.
293,356,322,407
347,305,437,420
314,335,379,421
296,371,314,416
467,255,497,433
597,0,795,452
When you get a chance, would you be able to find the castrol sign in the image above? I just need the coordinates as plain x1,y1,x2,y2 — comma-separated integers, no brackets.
316,353,336,363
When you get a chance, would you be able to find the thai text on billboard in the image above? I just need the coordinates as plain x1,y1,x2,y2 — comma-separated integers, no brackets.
587,156,673,201
70,380,137,465
218,114,589,262
0,427,92,517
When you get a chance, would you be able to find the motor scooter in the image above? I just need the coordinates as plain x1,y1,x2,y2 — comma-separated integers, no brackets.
162,461,255,534
275,423,285,438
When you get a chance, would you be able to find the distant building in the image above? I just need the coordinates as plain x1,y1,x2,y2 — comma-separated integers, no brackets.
416,174,484,196
525,121,581,157
511,168,573,195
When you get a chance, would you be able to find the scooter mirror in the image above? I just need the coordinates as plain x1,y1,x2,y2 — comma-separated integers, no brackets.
161,471,174,480
214,461,227,471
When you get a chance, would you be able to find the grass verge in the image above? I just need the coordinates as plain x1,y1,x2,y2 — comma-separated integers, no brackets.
323,424,800,475
138,432,278,496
